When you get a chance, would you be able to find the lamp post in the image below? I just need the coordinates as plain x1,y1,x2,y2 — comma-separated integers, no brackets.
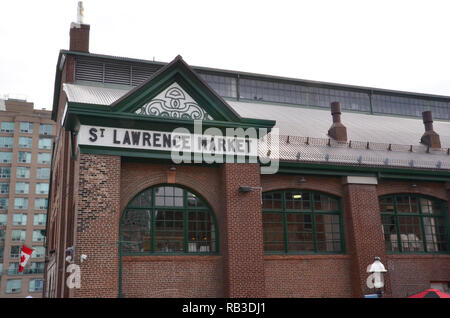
366,256,387,298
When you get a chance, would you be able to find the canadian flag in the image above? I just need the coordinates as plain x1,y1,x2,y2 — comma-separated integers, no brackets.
18,245,34,273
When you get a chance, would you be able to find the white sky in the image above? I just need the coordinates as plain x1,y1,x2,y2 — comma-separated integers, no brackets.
1,0,450,110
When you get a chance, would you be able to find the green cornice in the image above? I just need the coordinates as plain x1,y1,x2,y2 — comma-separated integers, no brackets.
277,161,450,181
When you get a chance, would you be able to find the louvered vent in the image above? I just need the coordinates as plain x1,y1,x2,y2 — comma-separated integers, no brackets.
75,58,104,82
75,57,163,87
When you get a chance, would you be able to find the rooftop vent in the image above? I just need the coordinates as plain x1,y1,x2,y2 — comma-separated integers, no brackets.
420,111,441,149
328,101,347,143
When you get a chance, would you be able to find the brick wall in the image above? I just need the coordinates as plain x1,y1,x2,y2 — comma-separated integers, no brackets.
220,163,266,297
73,154,121,298
264,255,353,297
121,256,224,297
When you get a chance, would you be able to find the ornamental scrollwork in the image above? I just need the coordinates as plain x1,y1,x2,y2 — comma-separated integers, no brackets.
135,85,213,120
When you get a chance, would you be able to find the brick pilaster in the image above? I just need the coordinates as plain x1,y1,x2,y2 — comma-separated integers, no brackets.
73,154,121,298
342,177,392,297
220,163,266,297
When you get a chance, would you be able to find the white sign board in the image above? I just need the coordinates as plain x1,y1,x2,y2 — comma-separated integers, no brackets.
77,125,258,157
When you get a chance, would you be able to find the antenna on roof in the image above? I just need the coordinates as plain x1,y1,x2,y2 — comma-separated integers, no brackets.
77,1,85,24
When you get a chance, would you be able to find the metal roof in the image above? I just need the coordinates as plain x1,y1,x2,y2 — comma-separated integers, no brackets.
63,83,450,171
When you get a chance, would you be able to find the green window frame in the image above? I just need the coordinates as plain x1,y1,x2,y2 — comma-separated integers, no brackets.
380,193,449,254
120,185,218,255
262,190,345,254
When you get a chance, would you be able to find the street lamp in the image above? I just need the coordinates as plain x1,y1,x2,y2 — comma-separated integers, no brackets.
366,256,387,298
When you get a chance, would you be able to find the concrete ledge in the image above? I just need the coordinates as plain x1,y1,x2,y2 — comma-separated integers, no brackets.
343,176,378,185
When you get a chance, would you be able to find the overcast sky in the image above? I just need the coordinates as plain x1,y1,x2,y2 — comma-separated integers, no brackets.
1,0,450,110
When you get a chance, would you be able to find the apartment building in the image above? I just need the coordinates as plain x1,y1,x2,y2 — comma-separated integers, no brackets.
0,98,54,297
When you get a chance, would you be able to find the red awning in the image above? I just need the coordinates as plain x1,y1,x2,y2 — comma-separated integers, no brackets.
409,289,450,298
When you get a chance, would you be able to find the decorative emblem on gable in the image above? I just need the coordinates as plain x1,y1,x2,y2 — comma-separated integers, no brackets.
135,83,213,120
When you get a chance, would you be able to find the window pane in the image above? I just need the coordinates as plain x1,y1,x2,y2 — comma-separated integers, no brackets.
39,124,53,135
262,192,282,210
16,167,30,179
396,195,419,213
285,191,311,211
0,137,14,148
154,210,184,252
1,122,14,132
0,214,7,225
0,152,13,163
18,152,31,163
286,213,314,252
20,122,33,133
0,167,11,178
18,137,33,148
263,213,284,252
37,153,51,164
14,198,28,210
33,214,46,226
38,138,52,150
187,210,215,253
12,214,27,226
36,183,49,194
423,217,448,252
314,193,338,211
36,168,50,179
120,209,151,253
397,216,424,252
315,214,342,252
0,182,9,194
6,279,21,293
128,189,152,208
382,215,398,252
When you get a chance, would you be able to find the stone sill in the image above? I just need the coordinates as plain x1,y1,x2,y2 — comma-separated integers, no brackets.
264,254,351,261
122,255,222,262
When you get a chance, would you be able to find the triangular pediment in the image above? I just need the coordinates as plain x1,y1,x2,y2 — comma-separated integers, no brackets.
135,82,214,120
110,55,242,123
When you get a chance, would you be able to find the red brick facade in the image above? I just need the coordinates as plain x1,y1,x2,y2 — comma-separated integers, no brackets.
45,157,449,298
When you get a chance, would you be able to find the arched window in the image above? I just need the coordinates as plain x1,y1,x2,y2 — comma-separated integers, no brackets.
120,185,218,254
379,194,449,253
262,190,344,254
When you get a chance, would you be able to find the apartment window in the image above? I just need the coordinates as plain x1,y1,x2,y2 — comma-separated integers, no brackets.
10,245,20,259
262,190,344,253
12,214,27,226
0,136,14,148
25,262,44,274
32,230,45,242
36,168,50,179
8,263,19,275
29,279,44,292
11,230,26,242
18,137,33,149
1,122,14,133
0,214,7,226
380,194,449,253
0,167,10,178
39,124,53,135
14,198,28,210
18,152,31,163
0,229,5,242
120,185,218,254
33,214,46,226
16,167,30,179
37,153,51,164
0,246,3,260
0,182,9,194
15,182,29,194
38,138,52,150
34,198,48,210
35,183,49,195
6,279,21,293
0,152,13,163
31,246,45,258
0,198,8,210
19,122,33,133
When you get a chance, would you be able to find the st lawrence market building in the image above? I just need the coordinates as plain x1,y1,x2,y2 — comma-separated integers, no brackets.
44,21,450,298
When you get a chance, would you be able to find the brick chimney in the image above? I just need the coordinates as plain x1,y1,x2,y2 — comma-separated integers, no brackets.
328,101,347,142
420,111,441,148
69,2,89,52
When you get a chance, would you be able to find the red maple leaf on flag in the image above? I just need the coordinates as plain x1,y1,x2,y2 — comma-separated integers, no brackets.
20,254,25,263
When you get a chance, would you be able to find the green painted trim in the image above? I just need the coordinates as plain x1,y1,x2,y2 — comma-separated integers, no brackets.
278,161,450,181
